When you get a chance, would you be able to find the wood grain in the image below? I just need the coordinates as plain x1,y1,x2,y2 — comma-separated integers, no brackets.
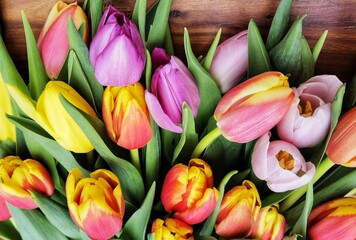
1,0,355,82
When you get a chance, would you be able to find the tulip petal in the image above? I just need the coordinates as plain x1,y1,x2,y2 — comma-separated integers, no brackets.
0,196,11,220
145,91,183,133
0,74,15,142
0,182,37,209
251,132,271,180
152,48,170,71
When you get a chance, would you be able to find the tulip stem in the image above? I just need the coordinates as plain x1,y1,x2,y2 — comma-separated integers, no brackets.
280,157,334,212
191,127,222,158
130,149,141,174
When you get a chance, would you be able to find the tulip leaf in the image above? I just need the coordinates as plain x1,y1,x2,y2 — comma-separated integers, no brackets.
172,103,199,165
298,36,315,84
8,204,67,240
67,17,103,113
21,11,48,101
0,139,16,158
184,28,221,134
161,129,179,163
146,0,173,51
266,0,294,51
60,96,145,205
83,0,103,39
118,182,156,240
0,220,21,240
343,73,356,110
67,50,97,112
6,115,89,176
31,191,81,239
312,30,328,63
247,19,273,78
145,49,152,91
133,0,147,41
164,24,175,55
199,170,238,236
203,28,222,71
262,190,294,208
144,1,159,39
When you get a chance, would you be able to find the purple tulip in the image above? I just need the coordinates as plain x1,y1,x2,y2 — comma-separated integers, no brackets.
89,6,146,86
209,30,248,93
251,132,315,192
145,51,200,133
276,75,343,148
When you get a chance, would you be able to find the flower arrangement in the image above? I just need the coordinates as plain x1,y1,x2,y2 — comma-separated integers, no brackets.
0,0,355,239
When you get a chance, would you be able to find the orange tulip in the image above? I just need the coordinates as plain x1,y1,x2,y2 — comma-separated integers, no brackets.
151,218,194,240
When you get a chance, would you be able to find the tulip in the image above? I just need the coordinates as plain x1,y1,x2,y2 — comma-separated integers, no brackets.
0,156,54,210
161,159,219,225
89,6,146,86
151,47,171,72
0,72,15,142
38,1,89,79
7,81,97,153
145,52,200,133
326,106,356,167
151,218,194,240
250,205,286,240
251,132,315,192
277,75,343,148
214,71,294,143
209,30,248,93
66,168,125,240
307,197,356,240
215,180,261,238
0,195,11,221
102,83,152,150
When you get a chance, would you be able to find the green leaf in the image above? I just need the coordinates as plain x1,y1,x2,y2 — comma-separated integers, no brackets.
202,28,222,71
164,24,175,55
312,30,328,63
32,191,81,239
248,19,273,78
21,11,48,101
161,129,179,163
84,0,103,39
172,103,199,165
0,139,16,158
298,36,314,84
146,0,173,51
343,73,356,111
119,182,156,240
67,17,103,113
8,204,67,240
184,28,221,134
199,170,238,236
133,0,147,41
0,219,21,240
145,49,152,91
266,0,294,51
60,96,145,205
144,1,160,39
262,190,294,207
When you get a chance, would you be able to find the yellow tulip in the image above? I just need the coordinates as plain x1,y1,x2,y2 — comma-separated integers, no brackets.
0,73,16,142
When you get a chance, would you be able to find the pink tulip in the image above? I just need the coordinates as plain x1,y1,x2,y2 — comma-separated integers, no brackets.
214,71,294,143
0,195,11,221
251,132,315,192
145,52,200,133
209,30,248,93
277,75,343,148
89,6,146,86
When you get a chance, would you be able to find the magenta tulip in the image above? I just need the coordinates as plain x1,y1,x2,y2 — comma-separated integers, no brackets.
277,75,343,148
251,132,315,192
209,30,248,93
89,6,146,86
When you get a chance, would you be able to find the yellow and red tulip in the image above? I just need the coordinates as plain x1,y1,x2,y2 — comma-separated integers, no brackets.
307,197,356,240
0,195,11,220
214,71,294,143
250,205,286,240
0,72,15,143
0,156,54,210
161,159,219,225
151,218,194,240
215,180,261,238
66,168,125,240
7,81,97,153
38,1,89,79
102,83,152,150
326,106,356,167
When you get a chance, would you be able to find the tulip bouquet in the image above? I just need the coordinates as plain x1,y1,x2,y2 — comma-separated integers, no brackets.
0,0,355,239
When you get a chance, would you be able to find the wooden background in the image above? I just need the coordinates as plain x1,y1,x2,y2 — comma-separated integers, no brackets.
1,0,355,82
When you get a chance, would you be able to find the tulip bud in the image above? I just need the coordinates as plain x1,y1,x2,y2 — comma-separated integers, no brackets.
209,30,248,93
277,75,343,148
326,107,356,167
161,159,219,225
145,53,200,133
38,1,89,79
0,195,11,221
251,132,315,192
215,180,261,238
151,218,194,240
0,73,15,142
307,197,356,240
7,81,97,153
102,83,152,150
89,6,146,86
66,168,125,240
0,156,54,210
250,205,286,240
214,71,294,143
